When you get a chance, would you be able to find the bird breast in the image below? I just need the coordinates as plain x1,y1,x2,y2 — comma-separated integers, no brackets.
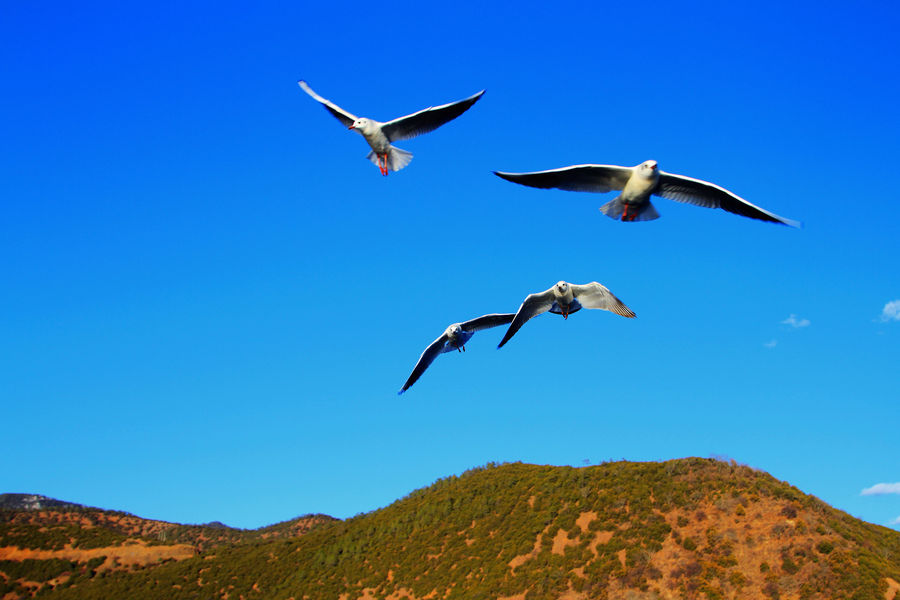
621,170,659,202
359,124,391,153
554,286,575,305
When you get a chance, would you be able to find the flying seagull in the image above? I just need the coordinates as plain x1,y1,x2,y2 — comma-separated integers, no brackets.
497,281,635,349
494,160,800,226
399,313,514,394
298,80,485,176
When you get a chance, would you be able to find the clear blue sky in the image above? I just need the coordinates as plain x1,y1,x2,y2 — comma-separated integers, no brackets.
2,0,898,530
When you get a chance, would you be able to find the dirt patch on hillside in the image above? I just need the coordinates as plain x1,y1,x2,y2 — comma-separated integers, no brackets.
552,529,578,555
640,495,845,599
0,540,195,568
588,530,614,556
576,511,597,532
508,525,551,571
558,582,587,600
886,577,900,600
385,588,424,600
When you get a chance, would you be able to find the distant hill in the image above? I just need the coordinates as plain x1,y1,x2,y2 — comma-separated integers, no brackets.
3,459,899,599
0,495,84,511
0,497,335,599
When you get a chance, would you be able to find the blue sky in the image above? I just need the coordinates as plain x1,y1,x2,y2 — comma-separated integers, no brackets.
2,0,899,530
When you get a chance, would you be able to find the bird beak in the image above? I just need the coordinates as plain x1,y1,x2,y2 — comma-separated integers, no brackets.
348,125,355,130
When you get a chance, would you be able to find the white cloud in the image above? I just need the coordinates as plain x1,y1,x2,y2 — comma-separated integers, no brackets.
763,339,777,348
879,300,900,322
860,482,900,496
781,314,810,328
890,516,900,526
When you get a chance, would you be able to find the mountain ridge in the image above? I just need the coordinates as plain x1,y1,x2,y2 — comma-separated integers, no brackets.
2,458,899,600
0,495,85,512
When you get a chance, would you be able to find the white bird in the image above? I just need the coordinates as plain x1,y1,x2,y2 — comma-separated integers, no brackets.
497,281,635,349
298,80,485,176
495,160,800,226
399,313,515,394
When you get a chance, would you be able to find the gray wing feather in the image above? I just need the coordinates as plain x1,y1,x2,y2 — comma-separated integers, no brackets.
497,290,555,348
399,333,449,394
381,90,484,142
494,165,633,193
655,172,801,227
462,313,516,333
297,80,359,128
571,283,636,318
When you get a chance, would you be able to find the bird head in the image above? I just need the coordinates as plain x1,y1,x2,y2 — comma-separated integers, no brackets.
349,118,370,132
555,281,569,294
446,323,463,339
637,160,659,177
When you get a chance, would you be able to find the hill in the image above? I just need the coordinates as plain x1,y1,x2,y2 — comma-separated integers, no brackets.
0,495,83,512
3,459,899,599
0,499,334,599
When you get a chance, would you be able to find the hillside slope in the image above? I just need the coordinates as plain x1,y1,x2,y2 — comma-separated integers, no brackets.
28,458,900,600
0,501,334,599
0,495,84,512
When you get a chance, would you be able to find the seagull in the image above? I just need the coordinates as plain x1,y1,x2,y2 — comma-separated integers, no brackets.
399,313,515,394
298,80,485,176
497,281,635,349
494,160,800,226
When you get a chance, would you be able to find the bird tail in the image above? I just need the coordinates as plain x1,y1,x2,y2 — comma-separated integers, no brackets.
387,146,413,171
599,197,660,222
366,146,413,172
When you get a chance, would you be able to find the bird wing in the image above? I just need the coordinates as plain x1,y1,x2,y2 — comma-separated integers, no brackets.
570,283,636,318
399,333,449,394
297,80,359,128
655,172,801,227
381,90,485,142
494,164,633,193
497,289,556,348
461,313,516,333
